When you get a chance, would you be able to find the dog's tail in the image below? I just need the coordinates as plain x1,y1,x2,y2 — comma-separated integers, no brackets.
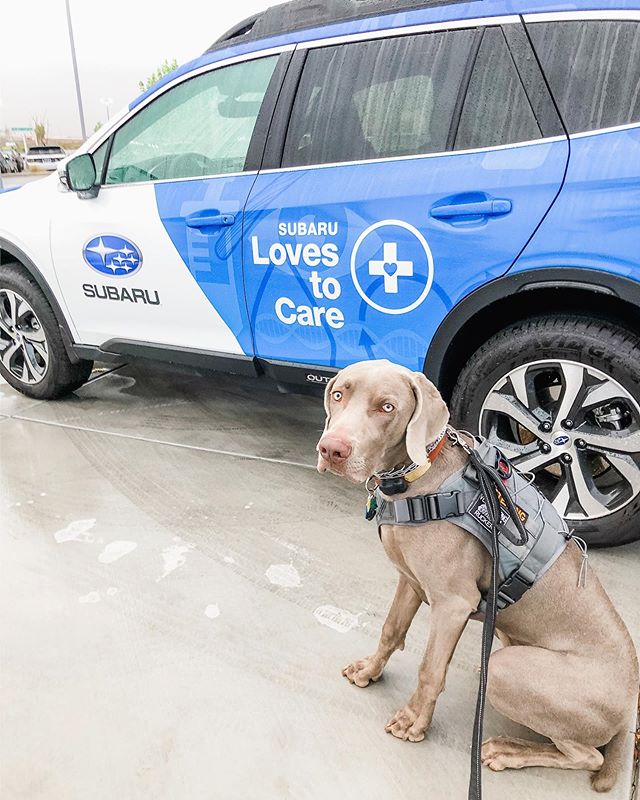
590,730,627,793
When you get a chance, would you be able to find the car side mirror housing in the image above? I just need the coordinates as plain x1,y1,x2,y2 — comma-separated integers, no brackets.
65,153,99,198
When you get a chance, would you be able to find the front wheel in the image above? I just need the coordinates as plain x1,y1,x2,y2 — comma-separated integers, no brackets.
0,263,94,399
450,315,640,547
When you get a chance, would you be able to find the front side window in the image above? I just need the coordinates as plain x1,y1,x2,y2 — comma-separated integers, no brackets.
283,29,477,167
528,20,640,134
104,55,278,185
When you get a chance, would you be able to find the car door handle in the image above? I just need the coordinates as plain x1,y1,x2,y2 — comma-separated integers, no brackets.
185,211,236,229
430,199,512,219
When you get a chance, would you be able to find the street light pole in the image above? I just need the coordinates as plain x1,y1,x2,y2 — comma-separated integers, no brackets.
100,97,114,122
65,0,87,140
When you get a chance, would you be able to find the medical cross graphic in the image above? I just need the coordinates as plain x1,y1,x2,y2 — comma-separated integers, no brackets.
368,242,413,293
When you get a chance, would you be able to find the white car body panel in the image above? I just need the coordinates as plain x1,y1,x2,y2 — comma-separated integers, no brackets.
0,175,244,354
0,175,80,340
48,182,245,353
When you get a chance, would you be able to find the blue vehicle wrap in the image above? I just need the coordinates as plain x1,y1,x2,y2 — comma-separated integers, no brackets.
511,126,640,283
242,139,569,370
154,176,257,355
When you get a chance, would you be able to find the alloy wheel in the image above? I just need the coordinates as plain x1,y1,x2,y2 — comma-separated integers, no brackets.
0,289,49,384
479,359,640,521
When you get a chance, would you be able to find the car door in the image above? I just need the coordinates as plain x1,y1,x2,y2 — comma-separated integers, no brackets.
243,22,568,375
50,51,287,360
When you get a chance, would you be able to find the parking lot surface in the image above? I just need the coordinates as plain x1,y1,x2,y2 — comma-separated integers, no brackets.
1,363,638,800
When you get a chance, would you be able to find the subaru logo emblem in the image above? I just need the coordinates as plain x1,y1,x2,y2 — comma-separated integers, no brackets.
83,235,142,277
553,434,570,446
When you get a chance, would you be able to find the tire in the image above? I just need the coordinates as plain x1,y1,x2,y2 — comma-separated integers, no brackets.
450,315,640,547
0,262,93,399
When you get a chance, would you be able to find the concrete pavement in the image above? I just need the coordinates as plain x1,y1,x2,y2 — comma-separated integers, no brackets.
1,363,638,800
1,172,48,189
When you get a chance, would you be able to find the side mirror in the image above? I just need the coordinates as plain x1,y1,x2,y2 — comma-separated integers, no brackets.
65,153,98,198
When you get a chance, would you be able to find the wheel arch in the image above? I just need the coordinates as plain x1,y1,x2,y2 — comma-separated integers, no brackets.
0,236,81,363
425,268,640,402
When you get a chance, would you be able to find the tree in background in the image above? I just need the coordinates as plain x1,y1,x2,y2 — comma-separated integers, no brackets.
33,118,47,146
94,121,103,133
138,59,178,93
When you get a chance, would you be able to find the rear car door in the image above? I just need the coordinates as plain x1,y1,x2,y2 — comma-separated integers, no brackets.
50,51,287,362
243,20,568,378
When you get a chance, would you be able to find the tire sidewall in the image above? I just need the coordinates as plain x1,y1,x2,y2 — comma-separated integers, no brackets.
0,264,91,399
450,317,640,547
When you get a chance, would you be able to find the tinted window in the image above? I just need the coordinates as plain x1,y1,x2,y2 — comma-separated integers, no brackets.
283,29,477,167
28,147,64,154
104,55,277,185
528,20,640,134
455,27,541,150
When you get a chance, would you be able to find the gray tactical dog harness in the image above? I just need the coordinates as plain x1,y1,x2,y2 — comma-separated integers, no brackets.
374,437,571,610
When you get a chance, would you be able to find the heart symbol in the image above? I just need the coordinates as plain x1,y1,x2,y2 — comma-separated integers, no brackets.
383,262,397,276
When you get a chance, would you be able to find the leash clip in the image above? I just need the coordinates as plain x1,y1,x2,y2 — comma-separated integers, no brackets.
446,425,473,455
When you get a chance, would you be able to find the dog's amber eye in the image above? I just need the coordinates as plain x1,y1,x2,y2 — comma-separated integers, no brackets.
382,403,395,413
332,391,343,402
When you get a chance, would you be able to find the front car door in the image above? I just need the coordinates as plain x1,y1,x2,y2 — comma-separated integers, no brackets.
50,49,288,362
243,18,568,376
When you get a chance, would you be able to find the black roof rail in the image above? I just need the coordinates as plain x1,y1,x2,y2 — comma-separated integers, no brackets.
205,0,468,53
216,13,262,44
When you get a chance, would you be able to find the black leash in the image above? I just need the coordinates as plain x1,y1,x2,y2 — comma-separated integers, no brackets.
446,431,528,800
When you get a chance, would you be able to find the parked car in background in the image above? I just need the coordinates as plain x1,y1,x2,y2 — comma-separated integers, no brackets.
1,151,21,173
1,0,640,547
24,145,66,171
9,151,24,172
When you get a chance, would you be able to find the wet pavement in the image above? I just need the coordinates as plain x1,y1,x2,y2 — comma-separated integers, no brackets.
1,363,638,800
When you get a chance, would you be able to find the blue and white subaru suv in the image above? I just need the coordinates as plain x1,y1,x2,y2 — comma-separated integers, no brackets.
1,0,640,545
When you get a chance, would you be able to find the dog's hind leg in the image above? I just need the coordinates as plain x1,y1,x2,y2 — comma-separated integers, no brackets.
343,574,422,687
481,737,603,772
484,645,628,785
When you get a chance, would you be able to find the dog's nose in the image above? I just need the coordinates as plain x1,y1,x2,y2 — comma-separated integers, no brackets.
318,435,353,464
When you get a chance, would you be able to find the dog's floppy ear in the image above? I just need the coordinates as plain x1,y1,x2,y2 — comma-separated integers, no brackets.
405,372,449,464
322,375,338,427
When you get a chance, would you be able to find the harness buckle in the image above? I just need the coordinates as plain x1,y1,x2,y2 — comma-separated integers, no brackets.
497,571,534,607
427,491,465,520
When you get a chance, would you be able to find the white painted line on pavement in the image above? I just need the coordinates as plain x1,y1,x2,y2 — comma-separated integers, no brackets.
10,414,318,470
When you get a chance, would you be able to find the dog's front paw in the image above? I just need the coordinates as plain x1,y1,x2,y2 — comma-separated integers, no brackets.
384,705,427,742
342,655,384,687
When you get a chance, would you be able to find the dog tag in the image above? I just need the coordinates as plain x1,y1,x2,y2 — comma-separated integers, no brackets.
365,493,378,521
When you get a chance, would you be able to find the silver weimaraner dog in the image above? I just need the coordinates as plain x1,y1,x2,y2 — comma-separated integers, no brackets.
316,359,637,792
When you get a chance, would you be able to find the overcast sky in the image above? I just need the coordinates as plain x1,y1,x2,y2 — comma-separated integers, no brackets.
0,0,274,139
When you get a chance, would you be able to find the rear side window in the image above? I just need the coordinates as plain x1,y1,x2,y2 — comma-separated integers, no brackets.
528,20,640,134
282,29,478,167
455,27,541,150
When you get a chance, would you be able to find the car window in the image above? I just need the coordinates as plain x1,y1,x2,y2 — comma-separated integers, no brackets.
528,20,640,134
455,26,541,150
104,55,278,185
282,29,478,167
28,147,64,154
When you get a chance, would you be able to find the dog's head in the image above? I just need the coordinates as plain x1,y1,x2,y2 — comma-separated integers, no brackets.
316,360,449,483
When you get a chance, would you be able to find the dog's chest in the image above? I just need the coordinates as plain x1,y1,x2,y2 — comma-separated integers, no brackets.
379,523,439,604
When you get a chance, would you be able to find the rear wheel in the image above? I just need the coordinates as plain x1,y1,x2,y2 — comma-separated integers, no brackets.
0,263,93,399
450,315,640,547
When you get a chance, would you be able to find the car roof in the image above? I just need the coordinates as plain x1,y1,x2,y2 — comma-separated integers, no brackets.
206,0,640,52
129,0,640,112
206,0,466,53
